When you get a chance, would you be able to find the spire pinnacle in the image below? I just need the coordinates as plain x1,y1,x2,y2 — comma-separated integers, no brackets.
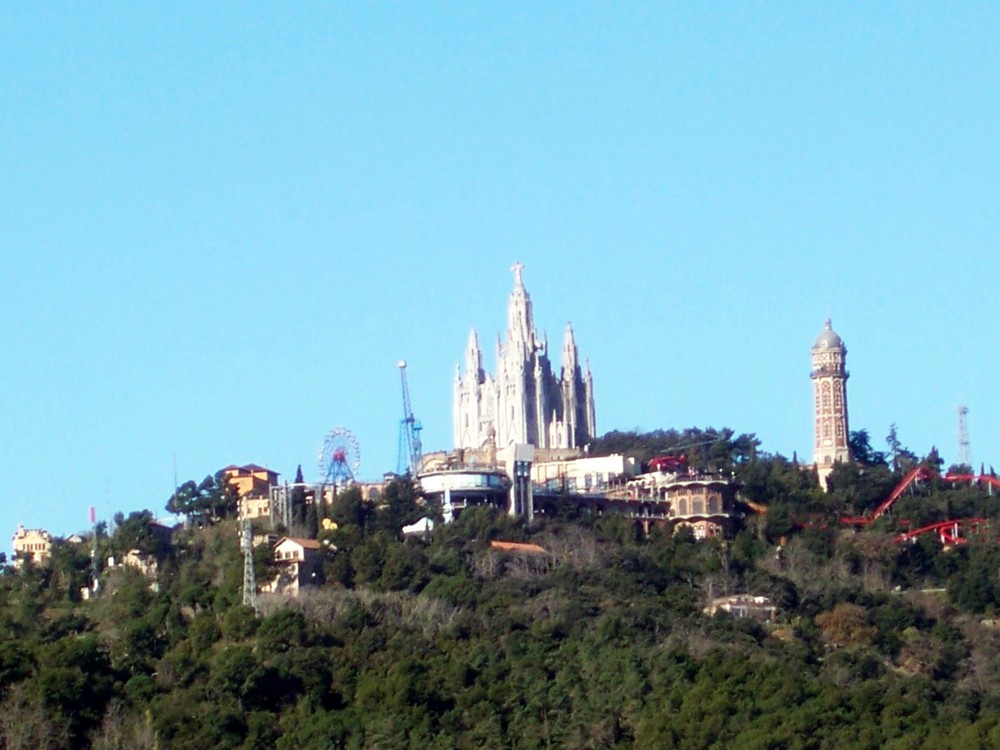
511,261,525,288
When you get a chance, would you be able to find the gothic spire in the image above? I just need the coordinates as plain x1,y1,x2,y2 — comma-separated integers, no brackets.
506,261,535,353
562,322,578,370
465,327,481,375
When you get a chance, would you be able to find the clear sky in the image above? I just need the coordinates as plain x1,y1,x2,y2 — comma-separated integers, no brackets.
2,4,999,544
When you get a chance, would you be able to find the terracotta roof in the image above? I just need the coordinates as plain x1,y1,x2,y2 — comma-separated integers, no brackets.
241,463,277,474
279,537,322,550
221,463,278,475
490,540,547,554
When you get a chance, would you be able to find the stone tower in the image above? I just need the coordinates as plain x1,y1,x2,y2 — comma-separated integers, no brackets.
454,263,596,452
811,318,851,488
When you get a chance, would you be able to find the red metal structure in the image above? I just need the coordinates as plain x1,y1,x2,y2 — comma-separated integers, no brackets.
941,473,1000,493
648,455,688,472
841,466,934,526
841,468,1000,544
894,517,987,546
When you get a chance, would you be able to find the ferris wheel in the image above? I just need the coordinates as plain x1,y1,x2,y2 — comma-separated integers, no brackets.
318,427,361,485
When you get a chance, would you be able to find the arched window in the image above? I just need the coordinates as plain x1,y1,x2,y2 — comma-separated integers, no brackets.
693,499,704,515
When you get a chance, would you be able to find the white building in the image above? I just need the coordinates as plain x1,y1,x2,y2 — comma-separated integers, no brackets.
454,263,596,453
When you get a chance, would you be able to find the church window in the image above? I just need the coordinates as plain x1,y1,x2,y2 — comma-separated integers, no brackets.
693,499,704,515
708,496,720,514
822,421,831,439
678,499,688,516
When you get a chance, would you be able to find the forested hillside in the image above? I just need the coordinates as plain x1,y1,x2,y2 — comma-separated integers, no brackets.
5,430,1000,749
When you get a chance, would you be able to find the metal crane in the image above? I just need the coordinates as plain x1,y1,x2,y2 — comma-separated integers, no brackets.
397,360,423,476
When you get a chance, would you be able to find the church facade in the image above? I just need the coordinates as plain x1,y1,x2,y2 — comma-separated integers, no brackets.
453,264,596,452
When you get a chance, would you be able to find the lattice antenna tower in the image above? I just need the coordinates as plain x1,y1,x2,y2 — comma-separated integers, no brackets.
241,516,258,614
957,404,971,469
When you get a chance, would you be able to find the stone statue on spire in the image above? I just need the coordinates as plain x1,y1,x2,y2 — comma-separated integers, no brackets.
511,261,525,288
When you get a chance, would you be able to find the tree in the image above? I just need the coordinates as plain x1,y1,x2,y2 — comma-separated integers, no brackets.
290,465,306,527
111,510,166,557
886,424,917,475
166,470,240,523
849,430,886,468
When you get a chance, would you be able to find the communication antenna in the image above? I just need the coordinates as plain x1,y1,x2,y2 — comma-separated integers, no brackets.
241,516,257,613
89,506,100,594
957,405,971,469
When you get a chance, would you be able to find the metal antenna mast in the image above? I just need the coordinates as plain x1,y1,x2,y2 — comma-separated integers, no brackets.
397,360,423,475
241,516,257,613
89,506,100,594
958,404,971,469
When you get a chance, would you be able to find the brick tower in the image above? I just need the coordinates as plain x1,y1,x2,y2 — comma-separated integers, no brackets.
811,318,851,488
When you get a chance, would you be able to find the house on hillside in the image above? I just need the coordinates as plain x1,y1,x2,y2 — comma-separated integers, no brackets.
222,464,280,520
261,537,324,596
12,526,53,568
704,595,778,622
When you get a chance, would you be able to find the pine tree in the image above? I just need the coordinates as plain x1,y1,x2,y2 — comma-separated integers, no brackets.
291,465,306,526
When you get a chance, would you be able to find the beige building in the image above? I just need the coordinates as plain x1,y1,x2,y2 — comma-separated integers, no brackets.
12,526,53,568
665,477,737,539
261,537,324,596
531,453,636,494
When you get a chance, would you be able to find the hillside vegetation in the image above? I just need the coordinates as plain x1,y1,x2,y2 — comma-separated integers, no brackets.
5,428,1000,749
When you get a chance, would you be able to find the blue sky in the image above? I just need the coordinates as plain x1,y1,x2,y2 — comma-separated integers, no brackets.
2,4,999,543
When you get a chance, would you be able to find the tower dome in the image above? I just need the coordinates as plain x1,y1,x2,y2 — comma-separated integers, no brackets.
813,318,844,350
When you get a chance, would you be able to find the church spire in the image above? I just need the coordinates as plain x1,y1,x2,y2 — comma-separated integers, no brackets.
465,327,482,377
562,322,578,370
506,261,535,353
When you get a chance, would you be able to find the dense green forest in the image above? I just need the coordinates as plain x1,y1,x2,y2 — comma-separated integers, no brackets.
6,428,1000,748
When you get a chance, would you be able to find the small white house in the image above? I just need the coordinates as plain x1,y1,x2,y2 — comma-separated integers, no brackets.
261,537,323,596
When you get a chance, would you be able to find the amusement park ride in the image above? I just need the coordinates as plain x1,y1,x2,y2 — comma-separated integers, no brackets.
318,427,361,486
841,466,1000,546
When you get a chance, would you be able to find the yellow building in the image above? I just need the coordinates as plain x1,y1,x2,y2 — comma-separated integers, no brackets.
223,464,279,499
12,525,53,568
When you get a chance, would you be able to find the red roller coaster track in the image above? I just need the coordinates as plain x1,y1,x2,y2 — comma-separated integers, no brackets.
841,466,934,526
894,517,988,545
839,468,1000,544
941,473,1000,492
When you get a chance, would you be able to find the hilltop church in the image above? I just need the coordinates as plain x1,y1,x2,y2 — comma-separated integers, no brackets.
453,264,596,452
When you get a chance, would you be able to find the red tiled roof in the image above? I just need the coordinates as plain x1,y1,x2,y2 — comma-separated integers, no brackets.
490,540,547,554
279,537,322,550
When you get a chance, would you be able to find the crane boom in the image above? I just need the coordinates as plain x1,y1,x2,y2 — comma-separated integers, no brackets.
397,361,423,476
